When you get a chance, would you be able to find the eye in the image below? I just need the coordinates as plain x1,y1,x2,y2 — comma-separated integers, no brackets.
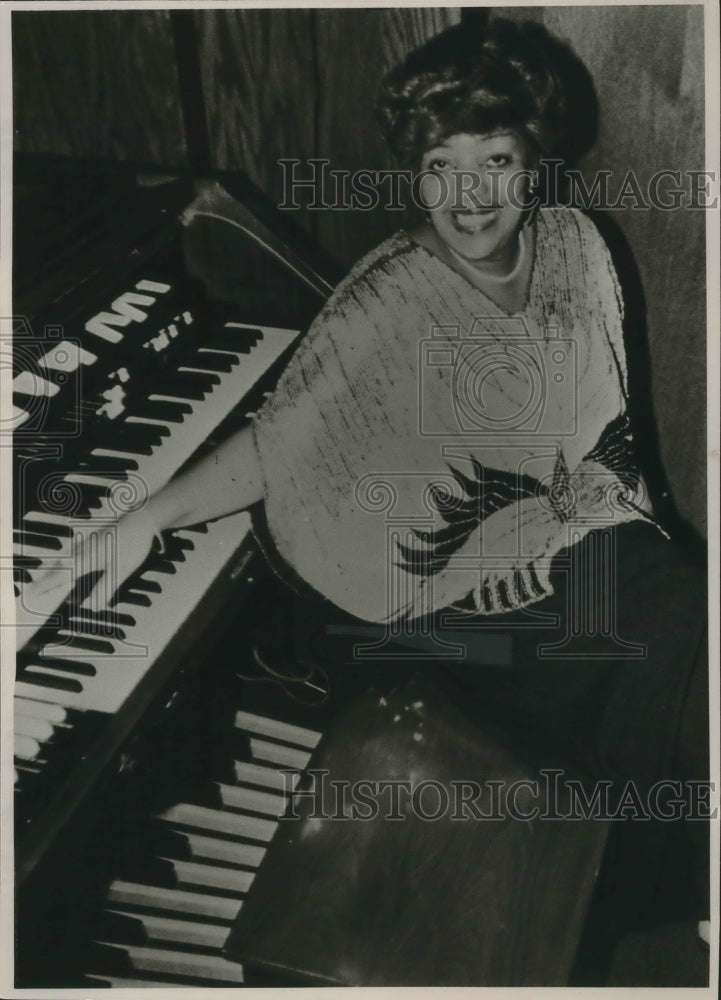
486,153,512,168
427,157,451,172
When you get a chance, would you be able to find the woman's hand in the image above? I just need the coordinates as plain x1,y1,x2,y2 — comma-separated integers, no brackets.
29,504,159,612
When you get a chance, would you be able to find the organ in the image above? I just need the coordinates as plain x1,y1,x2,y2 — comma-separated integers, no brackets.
11,156,338,987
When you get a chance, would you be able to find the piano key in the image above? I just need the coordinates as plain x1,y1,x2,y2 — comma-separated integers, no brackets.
180,833,266,870
24,657,97,678
233,711,320,750
16,673,84,695
148,372,219,398
124,415,173,431
20,514,252,712
106,881,242,922
86,977,188,988
70,607,136,628
215,783,287,817
105,910,229,950
14,698,68,723
128,399,192,421
159,858,255,895
128,576,162,594
14,715,55,742
92,942,244,983
157,803,277,843
90,447,151,463
14,530,64,551
14,538,71,559
63,473,124,490
181,353,234,374
15,734,42,760
112,425,166,451
247,737,312,771
40,631,117,655
66,616,127,641
233,759,300,794
116,591,153,608
15,327,297,652
21,513,75,536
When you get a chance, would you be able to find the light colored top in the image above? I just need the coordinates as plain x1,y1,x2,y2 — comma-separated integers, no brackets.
253,207,656,623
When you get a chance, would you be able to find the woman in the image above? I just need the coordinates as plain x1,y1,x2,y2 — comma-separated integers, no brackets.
41,17,710,944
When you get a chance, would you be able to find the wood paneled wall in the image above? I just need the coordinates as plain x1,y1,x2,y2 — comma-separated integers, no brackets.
196,7,460,265
493,6,707,538
12,11,187,165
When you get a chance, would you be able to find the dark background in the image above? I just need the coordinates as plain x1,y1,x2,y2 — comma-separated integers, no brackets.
12,4,707,540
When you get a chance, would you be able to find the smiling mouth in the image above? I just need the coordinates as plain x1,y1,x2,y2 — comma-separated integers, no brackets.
451,209,498,232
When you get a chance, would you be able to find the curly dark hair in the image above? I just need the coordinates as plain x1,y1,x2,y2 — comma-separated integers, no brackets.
376,19,590,167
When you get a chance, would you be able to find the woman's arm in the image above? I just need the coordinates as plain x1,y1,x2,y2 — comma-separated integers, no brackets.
147,423,264,530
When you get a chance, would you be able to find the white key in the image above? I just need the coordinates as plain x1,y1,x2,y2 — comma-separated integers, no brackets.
157,803,276,843
249,737,311,771
90,448,147,462
93,942,244,983
106,881,241,922
216,783,287,817
15,734,41,760
23,511,76,529
105,910,229,950
14,715,54,742
234,759,299,793
14,698,67,723
161,858,254,895
124,416,172,429
14,539,71,559
17,514,251,705
180,833,266,870
235,710,321,749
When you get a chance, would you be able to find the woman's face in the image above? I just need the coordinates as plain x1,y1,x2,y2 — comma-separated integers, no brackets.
418,131,532,268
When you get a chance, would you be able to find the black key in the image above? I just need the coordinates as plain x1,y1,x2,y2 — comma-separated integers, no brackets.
14,568,33,585
68,616,127,641
182,523,208,534
71,607,136,628
169,533,194,552
189,352,235,374
13,555,43,569
20,671,83,693
108,427,158,455
48,632,116,655
152,559,178,575
20,518,74,538
148,372,218,400
128,399,191,423
160,537,188,562
120,856,178,889
131,577,162,594
25,655,97,677
14,530,63,551
213,328,263,351
115,591,152,608
79,454,138,474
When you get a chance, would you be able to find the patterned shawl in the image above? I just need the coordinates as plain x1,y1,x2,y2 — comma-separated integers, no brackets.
253,208,659,623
